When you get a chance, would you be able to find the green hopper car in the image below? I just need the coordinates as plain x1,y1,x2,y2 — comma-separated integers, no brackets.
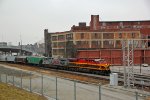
26,56,45,65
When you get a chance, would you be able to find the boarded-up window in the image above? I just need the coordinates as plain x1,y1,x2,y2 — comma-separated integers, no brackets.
119,33,122,38
103,33,114,39
131,33,135,38
94,33,98,38
91,33,101,39
81,33,84,39
116,40,121,48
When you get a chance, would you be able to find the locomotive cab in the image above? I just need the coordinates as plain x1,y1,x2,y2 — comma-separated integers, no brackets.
94,59,110,67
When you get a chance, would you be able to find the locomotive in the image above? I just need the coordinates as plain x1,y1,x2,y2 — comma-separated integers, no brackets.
0,55,111,75
42,58,110,75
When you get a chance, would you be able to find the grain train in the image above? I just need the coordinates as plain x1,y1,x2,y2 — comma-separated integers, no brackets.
0,55,111,75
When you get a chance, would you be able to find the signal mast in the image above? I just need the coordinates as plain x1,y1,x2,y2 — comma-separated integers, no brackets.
122,39,134,88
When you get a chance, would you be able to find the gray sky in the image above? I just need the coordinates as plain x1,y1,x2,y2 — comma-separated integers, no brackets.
0,0,150,45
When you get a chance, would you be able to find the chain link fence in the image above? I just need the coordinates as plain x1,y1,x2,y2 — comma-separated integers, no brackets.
0,65,150,100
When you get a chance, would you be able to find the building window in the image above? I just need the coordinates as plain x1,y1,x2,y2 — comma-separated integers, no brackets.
58,42,65,48
148,42,150,47
116,40,121,48
103,41,109,45
148,35,150,47
52,36,57,41
66,34,73,40
103,40,114,48
120,22,123,26
109,40,114,45
92,33,101,39
131,33,135,38
103,33,114,39
81,33,84,39
120,22,124,28
92,41,99,48
119,33,122,38
58,35,65,40
102,22,106,26
76,41,81,45
52,42,57,48
53,49,57,55
94,33,98,38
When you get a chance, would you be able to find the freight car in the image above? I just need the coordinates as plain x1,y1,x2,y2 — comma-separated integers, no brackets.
15,56,28,64
26,56,45,66
42,57,68,68
0,55,7,62
6,56,16,63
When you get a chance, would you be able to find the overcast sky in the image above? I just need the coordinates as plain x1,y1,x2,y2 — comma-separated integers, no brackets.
0,0,150,45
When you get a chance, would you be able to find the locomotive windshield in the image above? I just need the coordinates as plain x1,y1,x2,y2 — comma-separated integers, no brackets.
94,59,107,64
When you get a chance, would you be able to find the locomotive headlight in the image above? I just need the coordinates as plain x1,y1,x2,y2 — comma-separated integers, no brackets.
104,64,108,66
105,64,109,67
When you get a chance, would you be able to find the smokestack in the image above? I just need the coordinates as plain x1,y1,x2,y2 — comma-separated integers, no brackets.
90,15,100,30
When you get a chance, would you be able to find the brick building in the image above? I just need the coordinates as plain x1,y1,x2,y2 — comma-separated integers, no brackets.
44,15,150,65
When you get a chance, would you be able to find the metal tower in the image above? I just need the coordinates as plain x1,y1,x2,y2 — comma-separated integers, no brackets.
122,39,134,88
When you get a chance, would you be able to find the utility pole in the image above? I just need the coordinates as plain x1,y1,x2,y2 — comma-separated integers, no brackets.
122,39,134,88
20,34,22,56
122,39,128,87
98,41,101,59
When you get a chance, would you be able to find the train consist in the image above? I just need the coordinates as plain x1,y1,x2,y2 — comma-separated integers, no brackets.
0,55,111,75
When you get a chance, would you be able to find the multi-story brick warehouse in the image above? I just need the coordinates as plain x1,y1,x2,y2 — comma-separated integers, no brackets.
44,15,150,65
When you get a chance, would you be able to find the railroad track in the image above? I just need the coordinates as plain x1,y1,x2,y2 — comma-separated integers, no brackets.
45,67,150,87
40,66,150,87
39,66,110,80
112,71,150,86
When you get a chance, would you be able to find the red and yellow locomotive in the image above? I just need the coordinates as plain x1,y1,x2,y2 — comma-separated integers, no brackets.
42,58,111,75
68,58,111,75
